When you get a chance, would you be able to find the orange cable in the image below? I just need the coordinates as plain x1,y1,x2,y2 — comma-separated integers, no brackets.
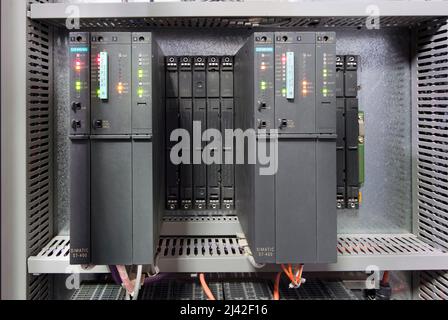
199,273,216,301
381,271,390,285
273,272,282,300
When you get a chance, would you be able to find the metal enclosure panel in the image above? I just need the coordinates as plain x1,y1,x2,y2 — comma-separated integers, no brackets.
335,55,344,97
132,32,152,134
345,98,359,190
274,32,316,134
69,33,90,135
414,18,448,265
316,139,337,263
253,158,276,263
179,56,192,98
221,98,234,209
166,99,179,209
180,99,193,209
207,57,220,98
275,139,317,263
30,2,448,22
220,57,233,98
193,99,207,209
193,57,206,98
90,139,132,264
207,98,221,209
2,0,34,299
166,99,179,147
91,33,132,135
150,37,166,265
166,56,178,98
132,138,154,263
344,55,358,97
254,33,275,131
69,138,90,264
315,32,336,133
336,98,346,208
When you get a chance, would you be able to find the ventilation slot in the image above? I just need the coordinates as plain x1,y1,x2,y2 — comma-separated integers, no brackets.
415,18,448,253
26,7,53,300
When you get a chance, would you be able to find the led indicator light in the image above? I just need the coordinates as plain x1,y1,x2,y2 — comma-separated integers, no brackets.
138,88,144,98
282,88,287,96
117,82,124,94
138,69,144,78
75,81,81,91
97,88,101,97
99,52,109,99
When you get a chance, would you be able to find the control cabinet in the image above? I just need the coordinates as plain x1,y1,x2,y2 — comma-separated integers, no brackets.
235,32,337,264
69,32,165,265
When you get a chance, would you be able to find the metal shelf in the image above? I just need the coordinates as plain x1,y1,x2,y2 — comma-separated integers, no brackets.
29,1,447,29
28,227,448,274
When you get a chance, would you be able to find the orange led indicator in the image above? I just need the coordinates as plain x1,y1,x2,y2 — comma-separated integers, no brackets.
117,82,124,94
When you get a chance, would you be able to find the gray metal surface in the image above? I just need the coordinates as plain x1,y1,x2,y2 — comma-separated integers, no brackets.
27,233,448,274
336,28,413,234
161,216,243,236
91,139,133,264
71,283,125,300
1,0,29,300
139,279,224,300
26,0,54,300
31,1,448,27
223,280,273,300
414,19,448,251
72,277,357,300
413,18,448,300
28,236,109,274
418,271,448,300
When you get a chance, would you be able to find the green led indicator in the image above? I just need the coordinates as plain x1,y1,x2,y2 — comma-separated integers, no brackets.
260,81,267,90
322,88,328,97
138,69,143,78
282,88,287,96
138,88,144,98
75,81,81,91
97,88,101,97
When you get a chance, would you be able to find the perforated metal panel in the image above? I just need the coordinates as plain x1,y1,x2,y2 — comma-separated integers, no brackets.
71,284,125,300
415,18,448,252
39,14,436,30
337,234,439,256
223,280,273,300
26,0,53,300
139,279,224,300
157,237,244,258
419,271,448,300
414,18,448,300
276,278,357,300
